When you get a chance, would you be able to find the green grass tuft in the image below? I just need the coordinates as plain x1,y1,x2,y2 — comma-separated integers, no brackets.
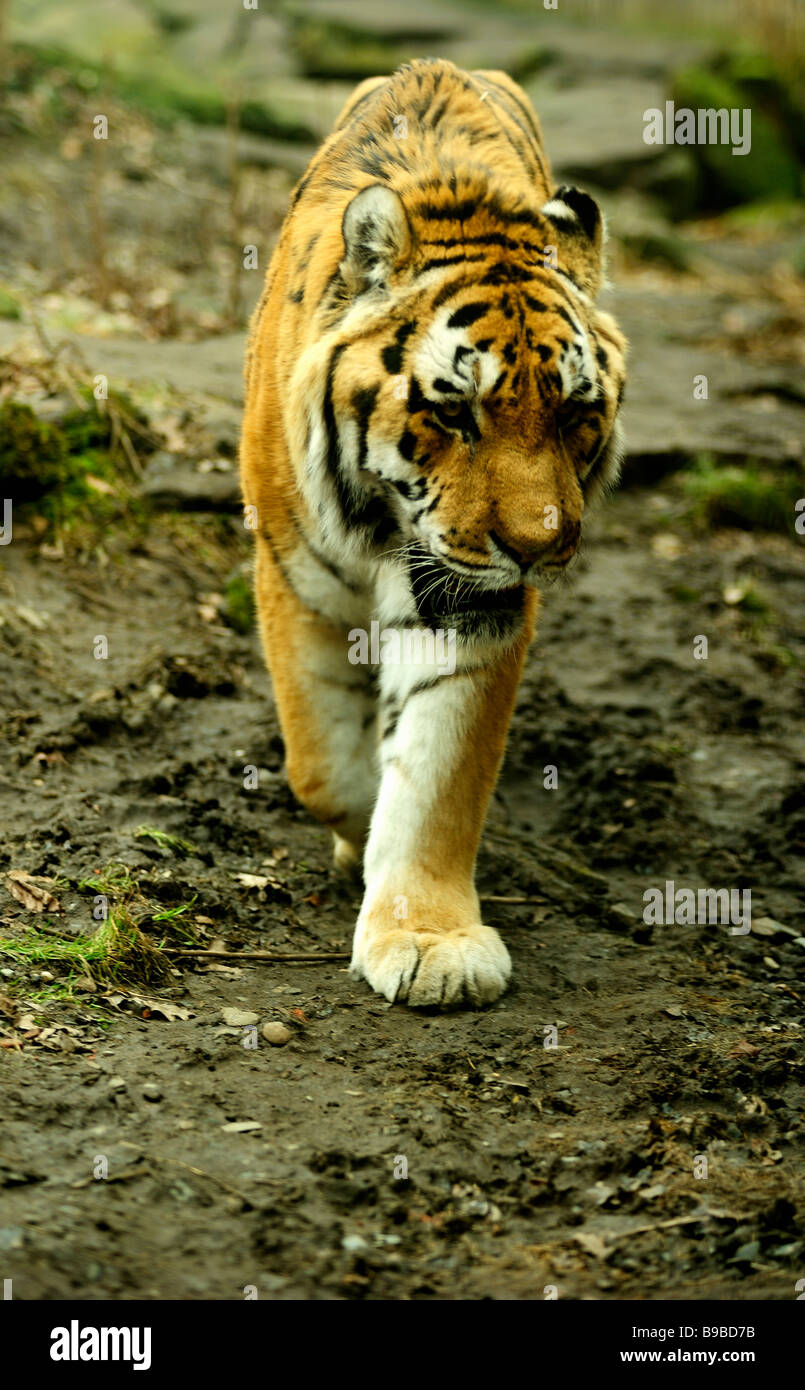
682,456,803,533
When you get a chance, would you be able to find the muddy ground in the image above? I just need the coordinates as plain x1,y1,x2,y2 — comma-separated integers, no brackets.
1,479,803,1300
1,0,804,1302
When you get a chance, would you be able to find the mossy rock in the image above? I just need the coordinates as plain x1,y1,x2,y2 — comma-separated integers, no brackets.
720,49,805,160
632,148,702,220
671,67,800,208
620,228,693,271
0,401,70,500
290,19,401,81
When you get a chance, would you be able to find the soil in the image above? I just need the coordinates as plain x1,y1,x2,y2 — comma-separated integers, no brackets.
1,482,803,1301
1,0,804,1305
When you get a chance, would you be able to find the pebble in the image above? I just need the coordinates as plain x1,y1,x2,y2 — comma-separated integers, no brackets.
732,1241,760,1263
221,1008,259,1026
108,1076,127,1092
142,1083,162,1103
262,1022,291,1046
752,916,797,940
341,1234,368,1252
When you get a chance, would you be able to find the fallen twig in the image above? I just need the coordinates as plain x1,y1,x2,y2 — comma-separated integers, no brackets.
480,895,546,905
162,948,349,963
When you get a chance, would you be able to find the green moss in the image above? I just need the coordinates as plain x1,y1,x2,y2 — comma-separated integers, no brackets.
682,456,803,533
620,229,693,271
0,401,70,499
222,573,255,634
59,386,149,454
0,287,22,320
721,198,805,230
290,19,400,81
735,584,771,618
720,48,805,159
671,66,801,208
0,396,148,543
10,40,315,142
670,583,701,603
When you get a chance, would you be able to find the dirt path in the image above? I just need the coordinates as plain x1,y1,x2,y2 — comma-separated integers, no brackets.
1,477,803,1300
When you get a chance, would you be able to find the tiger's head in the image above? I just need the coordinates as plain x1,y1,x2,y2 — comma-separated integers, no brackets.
300,178,626,616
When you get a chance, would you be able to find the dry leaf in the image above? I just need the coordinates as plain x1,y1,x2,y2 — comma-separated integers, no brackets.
235,873,269,890
101,991,193,1022
573,1232,609,1260
6,870,63,914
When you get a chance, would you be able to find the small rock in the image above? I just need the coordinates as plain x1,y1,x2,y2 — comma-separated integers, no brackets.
732,1241,760,1263
607,902,634,931
221,1121,262,1134
1,967,15,979
142,1083,162,1103
74,976,97,993
752,916,794,940
221,1007,259,1026
108,1076,127,1092
342,1234,368,1252
39,970,55,982
262,1022,291,1046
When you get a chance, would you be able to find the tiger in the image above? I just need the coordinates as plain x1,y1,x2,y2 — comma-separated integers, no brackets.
240,58,626,1008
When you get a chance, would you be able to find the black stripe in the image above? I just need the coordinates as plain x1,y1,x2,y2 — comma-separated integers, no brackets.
352,386,379,470
422,233,542,253
447,301,491,330
323,344,397,545
412,197,480,222
416,254,488,275
382,321,417,374
431,274,475,310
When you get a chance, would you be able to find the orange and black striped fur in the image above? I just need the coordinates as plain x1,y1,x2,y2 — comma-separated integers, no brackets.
241,59,626,1007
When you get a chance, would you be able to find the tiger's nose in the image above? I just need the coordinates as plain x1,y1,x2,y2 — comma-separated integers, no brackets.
490,520,579,571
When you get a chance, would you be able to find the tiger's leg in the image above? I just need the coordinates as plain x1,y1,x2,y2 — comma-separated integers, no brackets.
254,535,377,869
350,594,536,1005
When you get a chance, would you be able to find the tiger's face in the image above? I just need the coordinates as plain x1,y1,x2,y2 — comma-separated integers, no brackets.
315,182,626,606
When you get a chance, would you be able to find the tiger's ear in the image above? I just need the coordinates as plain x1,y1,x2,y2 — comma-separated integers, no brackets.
340,184,411,296
540,185,604,296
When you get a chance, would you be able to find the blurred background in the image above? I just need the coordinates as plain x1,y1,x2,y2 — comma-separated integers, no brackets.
0,0,802,544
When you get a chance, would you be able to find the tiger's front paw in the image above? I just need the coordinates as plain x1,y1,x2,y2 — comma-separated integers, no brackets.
350,916,511,1008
